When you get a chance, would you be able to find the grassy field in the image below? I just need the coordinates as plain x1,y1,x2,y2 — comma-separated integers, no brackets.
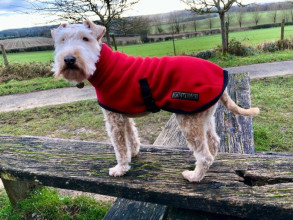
1,25,293,65
151,9,292,34
0,187,111,219
1,50,55,64
0,77,72,95
251,75,293,152
119,25,293,56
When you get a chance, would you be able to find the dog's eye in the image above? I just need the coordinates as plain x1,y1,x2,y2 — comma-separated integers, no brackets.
83,37,89,42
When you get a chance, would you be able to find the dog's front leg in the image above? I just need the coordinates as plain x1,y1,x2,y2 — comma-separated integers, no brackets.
102,109,131,177
125,118,140,158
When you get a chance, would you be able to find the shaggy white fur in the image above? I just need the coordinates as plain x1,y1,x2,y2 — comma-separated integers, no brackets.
51,20,260,182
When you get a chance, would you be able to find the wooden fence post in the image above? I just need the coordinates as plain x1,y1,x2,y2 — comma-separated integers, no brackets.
280,19,285,50
110,35,118,51
0,44,9,67
154,73,255,154
225,21,229,52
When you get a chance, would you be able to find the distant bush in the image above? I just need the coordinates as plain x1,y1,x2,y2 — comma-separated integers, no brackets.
256,42,278,52
184,50,216,60
195,50,215,59
0,62,53,82
256,37,293,52
227,39,255,56
276,39,293,50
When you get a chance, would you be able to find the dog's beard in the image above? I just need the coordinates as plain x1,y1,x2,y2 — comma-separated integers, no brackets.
52,53,98,83
61,66,86,83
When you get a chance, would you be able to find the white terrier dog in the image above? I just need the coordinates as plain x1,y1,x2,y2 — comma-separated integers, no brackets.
51,20,259,182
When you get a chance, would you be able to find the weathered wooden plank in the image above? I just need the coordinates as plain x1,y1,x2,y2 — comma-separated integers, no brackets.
103,198,167,220
154,73,256,154
0,135,292,219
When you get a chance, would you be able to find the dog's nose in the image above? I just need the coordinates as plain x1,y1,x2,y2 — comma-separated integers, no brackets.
64,56,76,66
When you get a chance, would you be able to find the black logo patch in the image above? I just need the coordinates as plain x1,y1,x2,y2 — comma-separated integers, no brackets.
172,91,199,101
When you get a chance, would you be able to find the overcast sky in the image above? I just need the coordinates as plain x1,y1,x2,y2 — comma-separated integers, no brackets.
0,0,288,31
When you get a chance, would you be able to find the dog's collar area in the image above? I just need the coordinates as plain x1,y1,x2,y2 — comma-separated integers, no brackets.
76,82,85,89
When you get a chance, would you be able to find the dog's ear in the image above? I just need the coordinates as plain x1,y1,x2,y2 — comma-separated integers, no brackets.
84,20,106,41
51,23,67,39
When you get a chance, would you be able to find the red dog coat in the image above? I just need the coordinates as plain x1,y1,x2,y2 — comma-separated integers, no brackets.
88,44,228,115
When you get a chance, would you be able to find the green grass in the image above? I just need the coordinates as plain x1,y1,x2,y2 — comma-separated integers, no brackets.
2,50,55,63
0,100,172,144
251,75,293,152
209,50,293,67
0,100,170,144
0,77,72,95
0,187,111,219
0,75,292,151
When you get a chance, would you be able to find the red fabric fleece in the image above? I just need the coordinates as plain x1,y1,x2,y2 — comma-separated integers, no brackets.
88,43,228,115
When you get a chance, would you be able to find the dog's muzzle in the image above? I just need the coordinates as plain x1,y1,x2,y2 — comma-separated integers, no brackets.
64,56,76,69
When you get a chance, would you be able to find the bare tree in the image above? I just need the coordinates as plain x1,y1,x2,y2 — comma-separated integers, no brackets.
169,12,182,34
226,12,234,28
236,8,245,28
115,18,132,36
206,14,213,30
28,0,140,46
130,16,151,43
153,15,164,34
181,0,248,55
281,9,289,22
270,10,278,23
252,5,261,26
191,12,198,32
269,4,278,23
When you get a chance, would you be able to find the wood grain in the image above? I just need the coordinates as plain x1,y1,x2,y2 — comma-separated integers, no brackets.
0,135,292,219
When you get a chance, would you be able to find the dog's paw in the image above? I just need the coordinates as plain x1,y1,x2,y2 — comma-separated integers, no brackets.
131,148,140,158
109,165,130,177
182,170,203,182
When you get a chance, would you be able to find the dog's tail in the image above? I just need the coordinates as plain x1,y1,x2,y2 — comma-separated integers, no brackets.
220,90,260,116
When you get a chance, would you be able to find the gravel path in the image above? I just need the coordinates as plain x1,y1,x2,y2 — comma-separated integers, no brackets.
0,86,96,113
226,60,293,78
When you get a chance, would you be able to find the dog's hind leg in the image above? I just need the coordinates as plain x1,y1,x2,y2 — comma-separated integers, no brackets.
206,105,220,158
206,116,220,158
125,118,140,158
175,109,215,182
102,109,131,177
